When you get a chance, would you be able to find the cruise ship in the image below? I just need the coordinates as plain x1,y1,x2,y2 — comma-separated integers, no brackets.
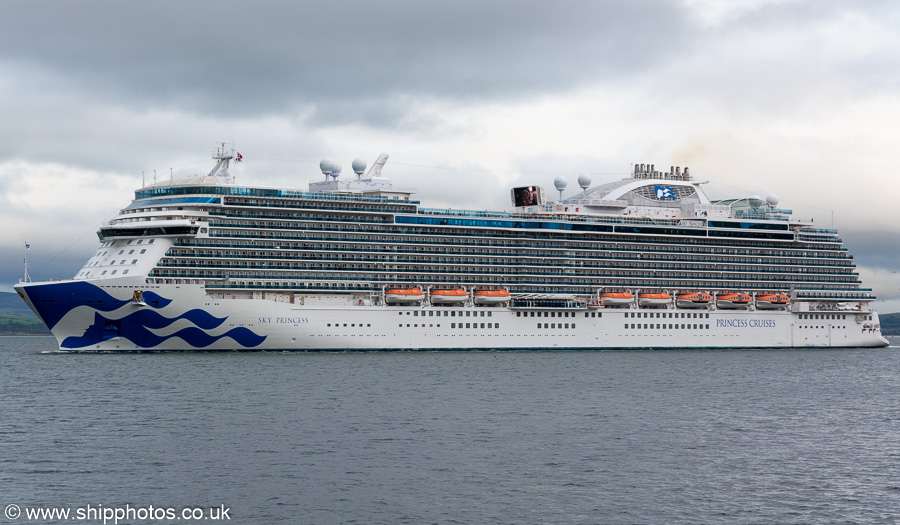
15,145,889,351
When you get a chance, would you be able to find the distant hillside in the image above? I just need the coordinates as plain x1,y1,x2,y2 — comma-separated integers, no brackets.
0,291,34,316
880,313,900,336
0,314,50,335
0,292,48,335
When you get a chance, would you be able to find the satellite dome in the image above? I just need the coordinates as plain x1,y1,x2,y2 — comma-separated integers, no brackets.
352,158,366,175
766,194,779,207
554,176,568,191
750,195,763,208
319,158,335,175
577,174,591,190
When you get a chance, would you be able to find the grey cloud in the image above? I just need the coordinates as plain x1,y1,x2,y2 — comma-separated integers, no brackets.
1,0,690,127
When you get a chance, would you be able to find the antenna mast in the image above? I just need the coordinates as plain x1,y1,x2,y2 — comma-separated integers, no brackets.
22,243,31,283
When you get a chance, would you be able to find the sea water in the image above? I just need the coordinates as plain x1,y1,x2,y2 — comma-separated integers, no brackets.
2,336,899,524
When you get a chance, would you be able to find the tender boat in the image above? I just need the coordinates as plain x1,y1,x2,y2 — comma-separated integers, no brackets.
429,288,469,305
473,289,511,305
675,292,713,309
756,293,791,309
600,291,634,307
717,293,753,309
638,292,672,307
384,288,426,304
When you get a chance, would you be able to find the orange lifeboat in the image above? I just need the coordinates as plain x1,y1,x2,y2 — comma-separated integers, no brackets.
638,292,672,307
600,291,634,307
756,293,790,309
384,288,426,304
717,292,752,309
676,292,713,309
429,288,469,305
473,289,511,305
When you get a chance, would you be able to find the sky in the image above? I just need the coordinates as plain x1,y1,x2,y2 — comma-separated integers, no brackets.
2,0,899,312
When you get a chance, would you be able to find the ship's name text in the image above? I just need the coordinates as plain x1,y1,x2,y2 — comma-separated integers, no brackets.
716,318,776,328
258,316,310,324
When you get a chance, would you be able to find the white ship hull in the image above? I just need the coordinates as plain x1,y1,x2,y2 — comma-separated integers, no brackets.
15,280,889,351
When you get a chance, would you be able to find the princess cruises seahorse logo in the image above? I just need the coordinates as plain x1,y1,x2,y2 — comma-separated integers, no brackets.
654,185,676,200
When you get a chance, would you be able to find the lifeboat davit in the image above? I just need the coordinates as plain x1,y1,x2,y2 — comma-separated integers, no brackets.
473,289,511,305
638,292,672,307
676,292,713,309
430,288,469,305
600,291,634,307
756,293,791,309
384,288,426,304
717,293,752,309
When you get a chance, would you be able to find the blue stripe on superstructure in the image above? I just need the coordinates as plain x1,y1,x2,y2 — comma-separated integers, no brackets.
126,197,220,209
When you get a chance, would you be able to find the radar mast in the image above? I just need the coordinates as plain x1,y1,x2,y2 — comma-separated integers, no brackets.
208,142,236,184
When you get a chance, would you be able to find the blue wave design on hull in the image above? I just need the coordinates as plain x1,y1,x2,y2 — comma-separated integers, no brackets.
24,281,172,329
123,308,227,330
62,312,267,349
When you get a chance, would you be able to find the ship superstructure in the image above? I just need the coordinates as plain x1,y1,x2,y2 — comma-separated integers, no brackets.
15,147,888,351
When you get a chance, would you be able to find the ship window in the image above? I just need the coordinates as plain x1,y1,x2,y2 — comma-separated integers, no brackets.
584,313,588,318
480,323,485,328
128,250,134,254
118,250,124,255
414,311,418,316
518,312,522,317
140,249,146,254
537,323,541,328
466,323,470,328
571,323,575,329
149,240,155,244
466,312,470,317
565,323,569,328
132,260,137,264
488,312,492,317
101,271,107,275
398,312,402,316
123,270,129,274
111,270,117,275
530,312,534,317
